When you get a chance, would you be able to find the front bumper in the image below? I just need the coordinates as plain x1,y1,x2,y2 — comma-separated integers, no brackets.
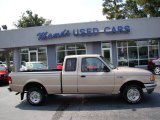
144,82,157,94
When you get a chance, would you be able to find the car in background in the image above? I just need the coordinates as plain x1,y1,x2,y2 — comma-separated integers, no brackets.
1,61,14,69
2,61,7,68
20,62,48,71
0,64,9,84
148,58,160,75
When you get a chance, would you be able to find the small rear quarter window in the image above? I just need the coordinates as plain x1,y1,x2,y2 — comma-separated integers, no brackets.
65,58,77,71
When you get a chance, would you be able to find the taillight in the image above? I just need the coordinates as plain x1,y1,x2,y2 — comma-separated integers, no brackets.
7,76,12,84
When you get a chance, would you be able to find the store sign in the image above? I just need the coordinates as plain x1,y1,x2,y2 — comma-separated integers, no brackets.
37,29,70,40
37,25,130,40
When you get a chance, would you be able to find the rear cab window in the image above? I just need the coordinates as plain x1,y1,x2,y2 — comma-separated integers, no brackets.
65,58,77,71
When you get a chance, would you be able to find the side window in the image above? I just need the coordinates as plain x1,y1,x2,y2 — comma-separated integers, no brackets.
81,57,107,72
65,58,77,71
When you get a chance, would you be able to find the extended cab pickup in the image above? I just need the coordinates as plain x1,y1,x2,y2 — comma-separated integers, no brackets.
9,54,157,105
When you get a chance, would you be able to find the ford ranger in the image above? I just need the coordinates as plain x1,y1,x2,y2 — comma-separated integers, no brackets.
9,54,157,105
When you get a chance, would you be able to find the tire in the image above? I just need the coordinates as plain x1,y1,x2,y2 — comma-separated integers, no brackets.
154,67,160,75
27,87,45,106
122,85,143,104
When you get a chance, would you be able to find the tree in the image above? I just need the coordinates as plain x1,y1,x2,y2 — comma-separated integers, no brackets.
136,0,160,17
102,0,125,20
102,0,160,20
14,10,52,28
124,0,147,18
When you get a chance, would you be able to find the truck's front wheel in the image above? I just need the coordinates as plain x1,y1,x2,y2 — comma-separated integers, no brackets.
122,85,143,104
27,88,45,106
154,67,160,75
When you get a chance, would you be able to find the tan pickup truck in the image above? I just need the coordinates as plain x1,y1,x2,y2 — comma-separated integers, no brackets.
9,54,157,106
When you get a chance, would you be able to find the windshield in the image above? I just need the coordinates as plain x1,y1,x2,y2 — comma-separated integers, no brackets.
26,62,47,70
100,56,116,69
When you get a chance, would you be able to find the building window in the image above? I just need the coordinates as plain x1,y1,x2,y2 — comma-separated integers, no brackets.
38,47,47,63
102,42,111,48
56,43,86,63
117,39,159,66
20,47,47,64
21,48,29,62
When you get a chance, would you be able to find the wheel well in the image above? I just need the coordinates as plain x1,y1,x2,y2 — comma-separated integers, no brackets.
120,81,145,93
23,82,48,95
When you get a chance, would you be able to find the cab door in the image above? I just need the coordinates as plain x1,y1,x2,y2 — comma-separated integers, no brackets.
62,57,78,93
78,57,115,93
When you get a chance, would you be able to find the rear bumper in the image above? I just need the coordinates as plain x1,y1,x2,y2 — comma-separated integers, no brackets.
144,82,157,94
9,84,23,93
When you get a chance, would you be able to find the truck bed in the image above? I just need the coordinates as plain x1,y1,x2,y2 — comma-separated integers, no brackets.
10,71,62,94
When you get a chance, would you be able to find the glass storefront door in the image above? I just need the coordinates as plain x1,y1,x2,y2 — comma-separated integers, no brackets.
29,51,38,62
102,49,112,63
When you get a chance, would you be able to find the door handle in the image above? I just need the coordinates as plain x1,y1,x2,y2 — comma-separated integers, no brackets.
117,76,123,78
81,75,86,78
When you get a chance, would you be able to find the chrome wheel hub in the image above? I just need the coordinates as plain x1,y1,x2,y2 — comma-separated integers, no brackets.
30,91,41,104
127,88,140,102
154,67,160,75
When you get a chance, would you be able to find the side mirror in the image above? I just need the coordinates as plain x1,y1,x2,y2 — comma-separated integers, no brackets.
103,66,110,72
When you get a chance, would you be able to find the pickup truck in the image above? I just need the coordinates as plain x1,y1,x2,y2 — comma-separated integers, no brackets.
9,54,157,106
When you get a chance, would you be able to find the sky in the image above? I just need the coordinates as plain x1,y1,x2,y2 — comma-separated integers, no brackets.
0,0,106,30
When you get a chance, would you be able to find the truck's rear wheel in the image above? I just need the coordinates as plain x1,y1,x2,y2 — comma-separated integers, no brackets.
122,85,143,104
27,88,45,106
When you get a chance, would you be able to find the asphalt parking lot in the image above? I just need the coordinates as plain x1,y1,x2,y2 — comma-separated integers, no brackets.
0,76,160,120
